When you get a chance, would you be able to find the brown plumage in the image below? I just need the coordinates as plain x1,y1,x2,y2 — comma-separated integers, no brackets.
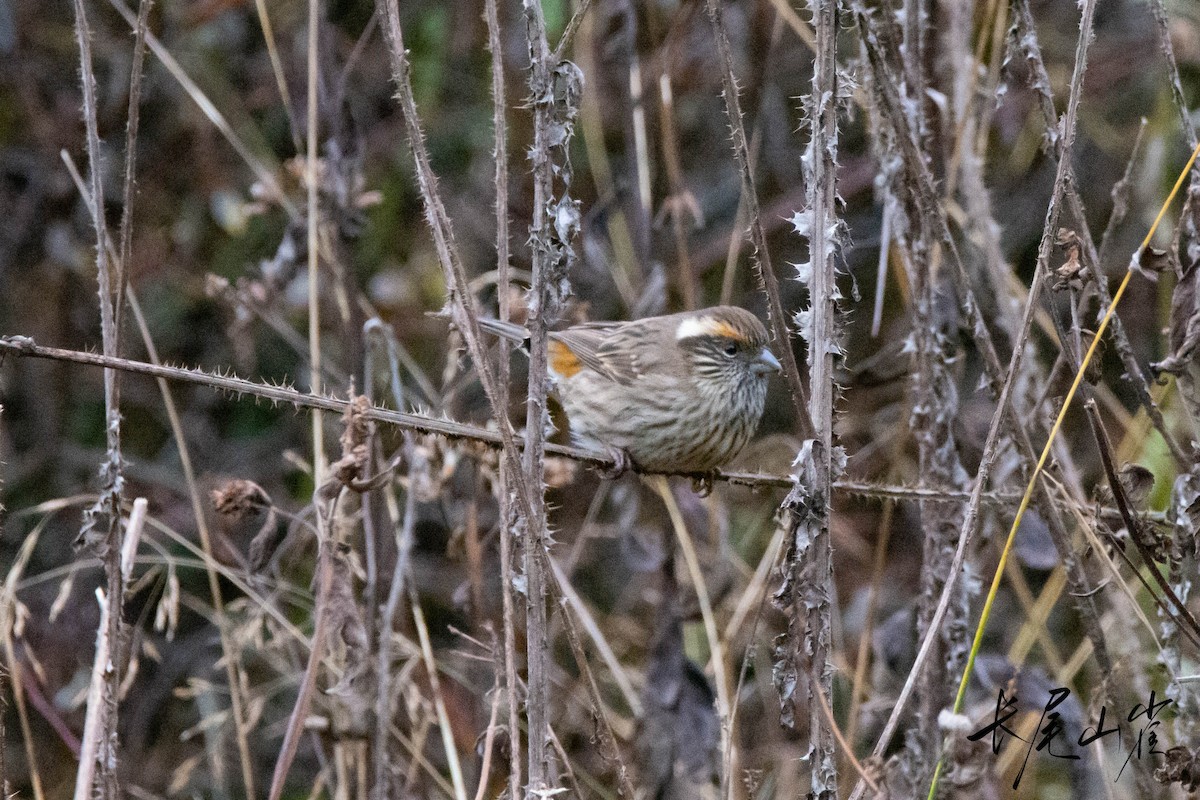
477,306,780,473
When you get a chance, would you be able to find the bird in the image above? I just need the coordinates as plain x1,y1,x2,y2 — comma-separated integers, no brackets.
475,306,781,475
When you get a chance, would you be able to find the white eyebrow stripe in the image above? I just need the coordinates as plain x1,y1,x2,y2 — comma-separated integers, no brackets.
675,316,714,340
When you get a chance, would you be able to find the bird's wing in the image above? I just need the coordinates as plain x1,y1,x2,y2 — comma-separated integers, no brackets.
475,317,652,385
551,320,653,385
549,324,621,381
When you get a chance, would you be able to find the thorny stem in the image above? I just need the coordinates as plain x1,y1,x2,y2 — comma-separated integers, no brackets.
1148,0,1199,150
783,1,840,797
521,0,566,789
482,0,523,793
893,0,975,784
855,9,971,793
369,22,556,792
70,0,124,793
115,0,152,341
374,0,537,534
1010,0,1188,472
61,140,255,798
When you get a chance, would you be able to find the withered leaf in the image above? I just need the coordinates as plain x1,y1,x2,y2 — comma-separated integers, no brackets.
1156,745,1200,791
1118,463,1156,509
1095,463,1155,511
1153,250,1200,376
1053,228,1089,291
325,545,371,736
211,479,271,521
1133,244,1174,280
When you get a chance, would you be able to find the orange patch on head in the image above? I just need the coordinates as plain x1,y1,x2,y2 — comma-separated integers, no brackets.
676,313,754,343
708,320,745,341
548,340,583,378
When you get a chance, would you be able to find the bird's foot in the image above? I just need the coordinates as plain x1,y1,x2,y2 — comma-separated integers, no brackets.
690,471,718,497
597,445,633,480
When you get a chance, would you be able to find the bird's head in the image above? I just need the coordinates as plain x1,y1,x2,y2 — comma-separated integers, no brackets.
674,307,781,394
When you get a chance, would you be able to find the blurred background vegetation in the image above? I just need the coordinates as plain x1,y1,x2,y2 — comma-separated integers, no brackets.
3,0,1200,798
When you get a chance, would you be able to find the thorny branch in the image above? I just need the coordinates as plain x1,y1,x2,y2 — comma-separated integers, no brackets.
482,0,523,795
70,0,127,792
5,334,1174,538
855,9,971,790
520,0,582,789
1010,0,1188,472
0,335,1089,507
372,9,550,792
772,0,840,798
374,0,537,525
885,0,975,786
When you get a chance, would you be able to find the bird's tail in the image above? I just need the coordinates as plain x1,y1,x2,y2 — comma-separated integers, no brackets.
428,308,530,345
475,316,530,345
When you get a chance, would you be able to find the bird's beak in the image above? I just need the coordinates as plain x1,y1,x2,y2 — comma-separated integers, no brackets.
752,348,782,375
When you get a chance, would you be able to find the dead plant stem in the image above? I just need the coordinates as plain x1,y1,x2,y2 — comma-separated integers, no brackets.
267,488,342,800
64,139,257,799
373,436,417,800
307,0,326,489
849,3,1107,792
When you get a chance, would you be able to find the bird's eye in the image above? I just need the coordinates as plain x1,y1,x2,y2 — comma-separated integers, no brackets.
723,342,738,356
